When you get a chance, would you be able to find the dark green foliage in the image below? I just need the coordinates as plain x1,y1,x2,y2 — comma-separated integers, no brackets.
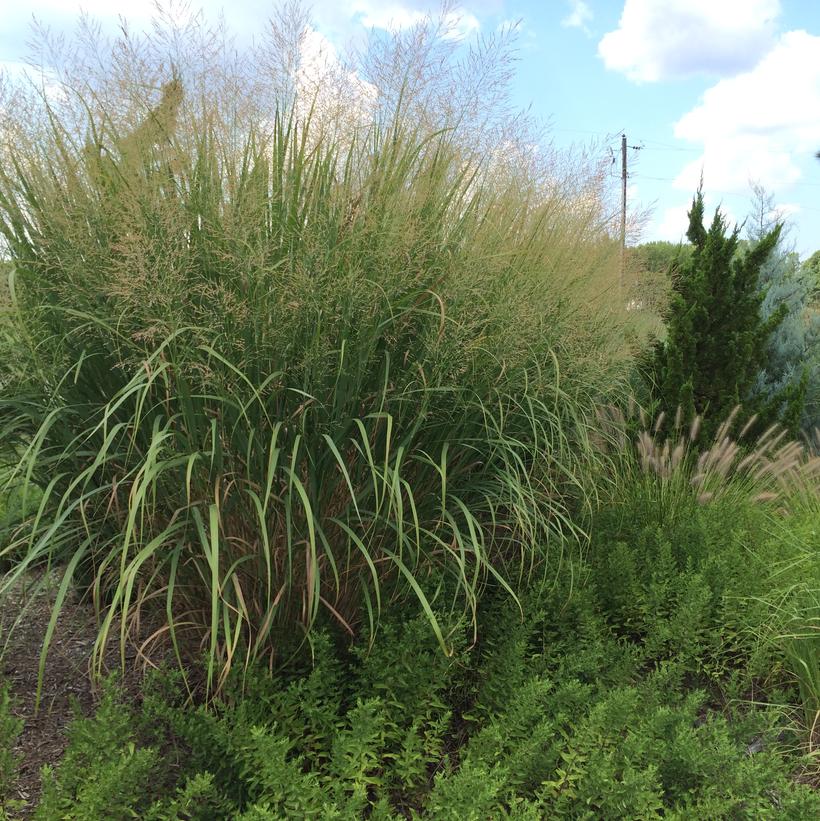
0,682,23,813
29,499,820,820
591,502,762,645
35,681,163,820
647,186,800,438
144,772,233,821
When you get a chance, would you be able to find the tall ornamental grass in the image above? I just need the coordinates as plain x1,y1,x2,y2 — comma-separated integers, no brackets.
594,403,820,518
0,6,632,694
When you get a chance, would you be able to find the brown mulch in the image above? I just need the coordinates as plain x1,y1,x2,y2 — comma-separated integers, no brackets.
0,570,145,817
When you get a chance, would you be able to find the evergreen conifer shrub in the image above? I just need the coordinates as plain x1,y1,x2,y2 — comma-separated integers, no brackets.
646,186,802,439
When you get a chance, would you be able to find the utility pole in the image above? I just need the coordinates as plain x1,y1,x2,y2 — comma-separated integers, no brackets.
620,132,627,297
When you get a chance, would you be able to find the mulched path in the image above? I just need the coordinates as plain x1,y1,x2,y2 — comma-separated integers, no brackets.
0,570,144,817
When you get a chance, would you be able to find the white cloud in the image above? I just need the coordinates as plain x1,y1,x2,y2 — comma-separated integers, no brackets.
293,27,377,136
671,136,802,196
562,1,593,34
776,202,801,218
654,204,690,243
350,2,480,39
672,30,820,193
654,197,738,243
598,0,781,82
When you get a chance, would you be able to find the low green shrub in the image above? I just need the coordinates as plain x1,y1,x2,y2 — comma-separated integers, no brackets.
35,681,163,820
28,569,820,819
591,404,820,715
0,681,23,816
589,503,776,674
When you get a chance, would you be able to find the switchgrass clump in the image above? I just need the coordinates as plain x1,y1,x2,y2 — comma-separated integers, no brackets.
0,5,632,695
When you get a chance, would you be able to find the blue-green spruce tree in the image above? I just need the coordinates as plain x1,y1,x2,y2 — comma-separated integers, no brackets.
745,183,819,437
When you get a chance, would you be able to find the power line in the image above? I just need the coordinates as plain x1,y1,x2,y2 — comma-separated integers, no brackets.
631,174,820,194
553,129,820,213
551,130,704,153
638,139,702,154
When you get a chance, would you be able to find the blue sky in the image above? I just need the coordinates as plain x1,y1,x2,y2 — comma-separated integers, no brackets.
2,0,819,256
508,0,820,257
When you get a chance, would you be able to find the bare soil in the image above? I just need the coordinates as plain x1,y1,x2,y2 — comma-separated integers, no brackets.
0,570,143,817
